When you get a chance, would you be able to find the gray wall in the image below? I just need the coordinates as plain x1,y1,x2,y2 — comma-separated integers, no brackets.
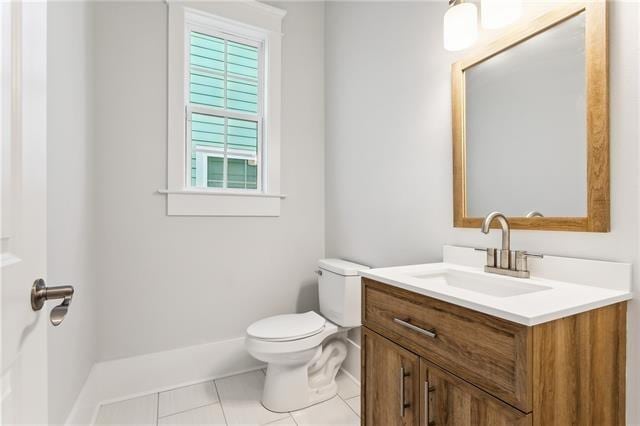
47,2,97,424
92,1,325,361
325,1,639,423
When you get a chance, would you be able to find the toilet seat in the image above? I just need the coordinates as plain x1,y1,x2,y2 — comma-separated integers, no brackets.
245,317,339,356
247,311,326,342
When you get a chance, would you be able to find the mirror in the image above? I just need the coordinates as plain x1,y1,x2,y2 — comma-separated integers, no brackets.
452,2,609,232
466,13,586,218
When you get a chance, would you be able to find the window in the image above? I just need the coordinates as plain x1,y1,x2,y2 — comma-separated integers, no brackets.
166,3,286,216
188,30,262,191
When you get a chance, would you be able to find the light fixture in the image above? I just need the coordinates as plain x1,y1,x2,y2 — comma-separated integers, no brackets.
443,0,479,52
481,0,523,29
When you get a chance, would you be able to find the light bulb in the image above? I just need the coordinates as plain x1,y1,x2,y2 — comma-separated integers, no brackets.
481,0,523,29
443,2,479,52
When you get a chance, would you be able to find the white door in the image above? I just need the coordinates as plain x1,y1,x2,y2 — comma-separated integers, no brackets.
1,1,49,424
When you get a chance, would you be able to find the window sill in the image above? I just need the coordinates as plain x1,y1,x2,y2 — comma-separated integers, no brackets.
158,189,285,216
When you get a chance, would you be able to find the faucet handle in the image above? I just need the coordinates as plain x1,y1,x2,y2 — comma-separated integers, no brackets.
523,252,544,259
515,251,544,273
474,247,497,267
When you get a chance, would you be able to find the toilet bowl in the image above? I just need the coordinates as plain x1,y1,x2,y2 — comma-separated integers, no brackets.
245,259,369,413
245,312,346,412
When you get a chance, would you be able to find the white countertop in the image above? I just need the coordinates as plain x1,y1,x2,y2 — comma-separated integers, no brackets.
360,247,632,326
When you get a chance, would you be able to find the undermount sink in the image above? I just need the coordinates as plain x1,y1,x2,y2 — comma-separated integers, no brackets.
407,269,551,298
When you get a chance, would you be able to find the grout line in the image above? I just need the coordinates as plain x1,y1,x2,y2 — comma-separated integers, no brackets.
155,392,160,426
343,395,360,418
212,380,229,425
264,413,297,425
157,400,223,420
290,413,299,425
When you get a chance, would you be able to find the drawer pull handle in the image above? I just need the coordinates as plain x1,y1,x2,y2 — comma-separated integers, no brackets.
400,367,410,417
394,318,437,339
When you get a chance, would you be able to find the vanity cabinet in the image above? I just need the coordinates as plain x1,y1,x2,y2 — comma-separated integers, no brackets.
361,278,627,426
362,328,419,426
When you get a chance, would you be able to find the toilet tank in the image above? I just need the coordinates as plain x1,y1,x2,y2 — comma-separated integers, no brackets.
318,258,370,327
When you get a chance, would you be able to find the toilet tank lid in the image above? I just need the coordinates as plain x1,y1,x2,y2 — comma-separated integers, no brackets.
318,258,369,276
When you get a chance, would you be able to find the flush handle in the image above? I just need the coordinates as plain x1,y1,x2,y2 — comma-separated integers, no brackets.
31,278,74,326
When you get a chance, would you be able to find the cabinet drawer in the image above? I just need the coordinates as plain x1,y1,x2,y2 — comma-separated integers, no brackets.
362,278,532,412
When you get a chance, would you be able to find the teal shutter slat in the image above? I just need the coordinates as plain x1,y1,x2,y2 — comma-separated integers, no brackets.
191,33,224,49
228,41,258,60
189,31,260,189
227,78,257,95
227,118,257,152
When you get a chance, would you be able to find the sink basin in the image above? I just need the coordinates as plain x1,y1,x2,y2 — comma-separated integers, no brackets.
408,269,551,298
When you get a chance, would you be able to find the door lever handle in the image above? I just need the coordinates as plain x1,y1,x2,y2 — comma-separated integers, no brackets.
31,278,74,326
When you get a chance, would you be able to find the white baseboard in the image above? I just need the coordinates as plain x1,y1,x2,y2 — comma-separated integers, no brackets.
65,336,262,425
341,336,361,383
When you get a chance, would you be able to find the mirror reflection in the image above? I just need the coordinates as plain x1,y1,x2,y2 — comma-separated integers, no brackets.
465,12,586,218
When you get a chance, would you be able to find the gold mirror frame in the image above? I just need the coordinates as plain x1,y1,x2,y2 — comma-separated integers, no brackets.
452,2,609,232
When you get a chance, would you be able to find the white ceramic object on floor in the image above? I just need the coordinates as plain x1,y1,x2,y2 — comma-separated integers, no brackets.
245,259,369,413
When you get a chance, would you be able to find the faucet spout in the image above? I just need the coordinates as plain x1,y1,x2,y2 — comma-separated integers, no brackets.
481,211,510,252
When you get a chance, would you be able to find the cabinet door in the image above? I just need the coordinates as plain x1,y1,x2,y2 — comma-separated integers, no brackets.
362,328,420,426
420,359,531,426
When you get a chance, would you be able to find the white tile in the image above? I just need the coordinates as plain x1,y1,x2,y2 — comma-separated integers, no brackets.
95,394,158,425
336,371,360,400
158,403,226,425
159,381,219,417
291,396,360,425
345,396,360,417
265,414,297,425
215,370,290,425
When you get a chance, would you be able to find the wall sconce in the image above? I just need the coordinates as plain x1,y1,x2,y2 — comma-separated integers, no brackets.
481,0,523,29
443,0,479,52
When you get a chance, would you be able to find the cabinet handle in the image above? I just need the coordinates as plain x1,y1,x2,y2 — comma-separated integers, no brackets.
400,367,410,417
424,380,429,426
394,318,437,339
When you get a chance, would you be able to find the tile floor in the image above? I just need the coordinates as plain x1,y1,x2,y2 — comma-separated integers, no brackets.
94,369,361,425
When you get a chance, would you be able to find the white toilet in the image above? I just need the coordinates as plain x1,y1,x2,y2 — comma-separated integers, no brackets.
245,258,369,413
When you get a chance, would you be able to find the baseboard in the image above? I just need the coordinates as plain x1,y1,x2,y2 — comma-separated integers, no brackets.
65,336,262,425
341,336,361,383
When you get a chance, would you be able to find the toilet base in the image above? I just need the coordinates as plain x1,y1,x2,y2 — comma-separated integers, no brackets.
261,338,347,413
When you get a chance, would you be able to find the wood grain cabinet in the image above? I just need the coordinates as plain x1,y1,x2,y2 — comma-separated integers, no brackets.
362,328,419,426
361,278,627,426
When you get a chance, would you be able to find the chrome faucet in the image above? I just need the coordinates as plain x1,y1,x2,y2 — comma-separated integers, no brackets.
477,211,543,279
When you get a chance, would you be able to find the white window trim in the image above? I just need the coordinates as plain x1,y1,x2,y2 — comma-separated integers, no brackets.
164,1,286,216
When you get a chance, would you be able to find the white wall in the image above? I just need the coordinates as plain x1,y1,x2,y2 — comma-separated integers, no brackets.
92,1,325,361
47,2,97,424
325,1,639,423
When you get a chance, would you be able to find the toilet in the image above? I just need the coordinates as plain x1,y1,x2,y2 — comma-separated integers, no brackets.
245,258,369,413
